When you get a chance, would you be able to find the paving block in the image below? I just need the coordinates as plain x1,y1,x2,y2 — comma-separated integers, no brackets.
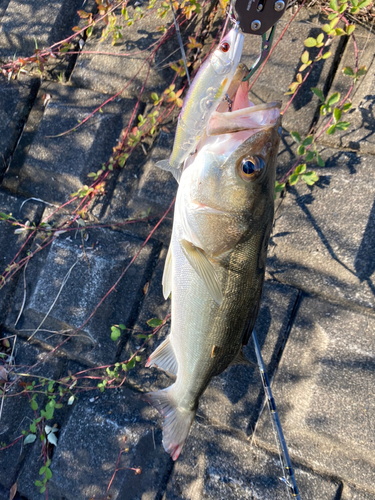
0,336,65,491
242,8,344,136
342,484,375,499
0,190,43,322
3,82,138,205
0,78,39,176
268,147,375,310
104,130,176,245
319,26,375,155
70,3,203,98
0,0,85,60
5,228,158,366
163,423,341,500
33,387,172,500
254,295,375,492
122,246,172,392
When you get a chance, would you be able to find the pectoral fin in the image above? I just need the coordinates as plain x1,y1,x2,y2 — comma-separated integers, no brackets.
162,244,173,300
155,159,182,184
179,239,223,305
146,335,177,376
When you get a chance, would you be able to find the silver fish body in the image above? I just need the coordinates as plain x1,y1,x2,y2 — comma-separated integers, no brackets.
145,97,281,460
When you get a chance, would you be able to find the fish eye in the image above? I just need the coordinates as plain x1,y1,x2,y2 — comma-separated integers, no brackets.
220,42,230,52
238,156,265,181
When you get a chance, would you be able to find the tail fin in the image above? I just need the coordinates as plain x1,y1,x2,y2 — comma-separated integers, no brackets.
142,387,196,460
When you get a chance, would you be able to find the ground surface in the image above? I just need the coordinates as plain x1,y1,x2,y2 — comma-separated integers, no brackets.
0,1,374,499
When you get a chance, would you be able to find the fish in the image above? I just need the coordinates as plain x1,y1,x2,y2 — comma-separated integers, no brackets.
156,26,244,182
143,78,282,461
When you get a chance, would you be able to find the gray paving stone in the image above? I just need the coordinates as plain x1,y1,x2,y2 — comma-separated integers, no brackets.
3,82,138,205
0,0,85,60
41,387,172,500
104,130,176,245
0,190,43,322
122,245,172,392
319,26,375,155
5,229,158,366
0,336,65,491
268,147,375,310
163,423,340,500
0,78,39,175
342,484,375,499
242,8,344,136
255,295,375,492
70,3,201,98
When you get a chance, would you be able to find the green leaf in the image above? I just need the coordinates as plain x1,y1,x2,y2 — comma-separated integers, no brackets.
302,135,314,146
343,66,354,76
301,50,309,64
327,92,340,106
274,182,286,193
335,121,351,130
358,0,372,7
39,466,46,475
327,124,337,135
125,358,136,371
31,399,38,411
297,145,306,156
304,37,317,47
329,0,338,10
316,154,325,167
328,12,338,19
357,66,367,77
35,480,43,487
295,164,306,175
45,467,52,480
118,324,126,330
40,486,46,494
290,131,301,143
322,24,331,33
135,355,142,362
333,107,342,123
301,171,319,185
335,28,346,36
311,87,325,102
346,24,355,35
316,33,324,44
289,173,299,186
330,17,340,29
111,326,121,342
24,433,36,445
338,2,347,12
147,318,163,328
322,51,331,59
30,422,36,433
305,151,315,162
342,102,352,112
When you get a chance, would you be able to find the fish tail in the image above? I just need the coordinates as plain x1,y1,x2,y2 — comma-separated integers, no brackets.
142,387,196,460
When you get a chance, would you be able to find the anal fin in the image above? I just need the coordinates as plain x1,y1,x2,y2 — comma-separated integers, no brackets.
179,239,223,305
146,336,178,376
